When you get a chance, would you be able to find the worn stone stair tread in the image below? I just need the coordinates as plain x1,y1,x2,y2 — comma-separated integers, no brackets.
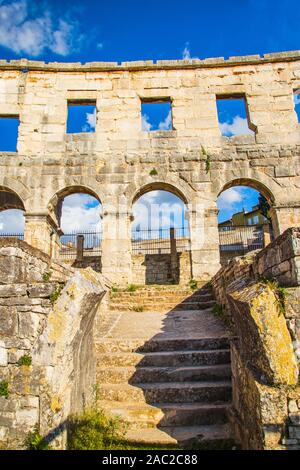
125,424,232,445
99,348,230,356
98,348,231,363
97,364,232,382
98,349,231,367
109,305,216,312
99,400,230,428
100,380,231,390
98,364,231,373
110,292,213,297
108,307,215,312
98,336,230,345
138,348,228,356
100,400,230,411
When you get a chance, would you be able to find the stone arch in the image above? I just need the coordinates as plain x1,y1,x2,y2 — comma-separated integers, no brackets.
213,169,281,206
125,174,196,206
130,179,192,286
0,186,26,236
47,184,103,228
0,177,30,211
0,186,25,212
216,175,278,259
132,182,189,206
218,178,275,205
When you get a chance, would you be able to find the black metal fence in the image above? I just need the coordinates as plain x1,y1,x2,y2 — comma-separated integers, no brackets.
218,225,264,254
131,227,191,254
0,232,24,240
59,231,102,259
0,225,267,260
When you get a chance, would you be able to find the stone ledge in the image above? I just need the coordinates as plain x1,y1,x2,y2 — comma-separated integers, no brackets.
0,238,73,283
1,50,300,72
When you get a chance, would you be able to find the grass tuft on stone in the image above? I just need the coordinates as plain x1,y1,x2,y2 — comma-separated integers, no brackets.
0,380,9,399
24,426,51,450
17,354,32,367
67,407,128,450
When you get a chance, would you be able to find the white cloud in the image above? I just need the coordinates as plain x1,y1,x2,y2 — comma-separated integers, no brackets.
133,192,186,230
0,209,25,233
182,42,191,59
0,0,82,56
219,116,254,136
158,111,172,130
133,201,185,230
82,108,97,132
141,114,152,131
142,111,172,132
217,188,244,210
61,194,102,232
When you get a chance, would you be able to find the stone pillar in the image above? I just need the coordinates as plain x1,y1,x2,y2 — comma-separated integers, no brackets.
170,227,179,283
76,235,84,261
189,206,221,282
262,223,271,247
101,208,132,286
269,204,300,238
24,212,60,257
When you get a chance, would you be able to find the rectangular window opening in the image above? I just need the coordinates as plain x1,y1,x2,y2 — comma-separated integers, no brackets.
66,100,97,134
216,95,255,137
294,90,300,122
141,99,173,132
0,116,20,152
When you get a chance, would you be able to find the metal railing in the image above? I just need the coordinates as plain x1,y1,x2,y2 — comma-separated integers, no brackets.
0,232,24,240
59,231,102,260
218,224,264,254
131,227,190,254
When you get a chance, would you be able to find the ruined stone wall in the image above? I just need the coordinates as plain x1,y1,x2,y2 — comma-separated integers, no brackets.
1,52,300,284
230,344,300,450
131,251,191,285
211,227,300,449
0,239,106,449
63,256,102,273
132,254,173,285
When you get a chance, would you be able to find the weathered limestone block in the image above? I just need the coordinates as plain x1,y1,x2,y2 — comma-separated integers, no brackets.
0,341,8,366
0,285,27,297
0,307,18,336
230,344,290,450
27,283,57,298
228,281,298,385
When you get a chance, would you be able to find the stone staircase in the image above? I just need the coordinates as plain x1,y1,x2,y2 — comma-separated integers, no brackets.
109,285,216,312
96,285,234,448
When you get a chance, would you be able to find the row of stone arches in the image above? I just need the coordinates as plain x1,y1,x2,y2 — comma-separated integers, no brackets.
0,177,276,218
0,177,278,285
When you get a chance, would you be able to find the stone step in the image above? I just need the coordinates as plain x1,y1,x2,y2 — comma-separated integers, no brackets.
97,364,232,384
96,337,230,353
98,349,231,367
109,300,216,311
125,423,233,448
110,292,214,301
110,286,211,295
101,401,229,428
98,381,232,403
170,300,216,310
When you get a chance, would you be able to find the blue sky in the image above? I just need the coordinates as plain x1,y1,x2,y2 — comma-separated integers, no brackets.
0,0,296,233
217,187,260,223
0,0,299,63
